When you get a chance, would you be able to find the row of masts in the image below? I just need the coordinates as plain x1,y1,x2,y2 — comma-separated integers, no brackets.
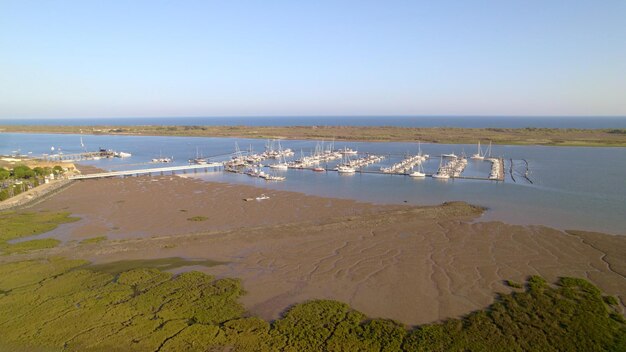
381,142,429,174
432,155,468,179
47,137,506,182
470,140,493,160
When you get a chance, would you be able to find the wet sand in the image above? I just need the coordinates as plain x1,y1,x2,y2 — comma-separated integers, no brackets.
32,175,400,241
23,175,626,325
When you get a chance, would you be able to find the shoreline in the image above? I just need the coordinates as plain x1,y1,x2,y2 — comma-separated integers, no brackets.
4,174,623,325
2,125,626,147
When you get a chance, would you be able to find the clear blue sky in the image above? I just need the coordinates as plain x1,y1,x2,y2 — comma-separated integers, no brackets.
1,0,625,118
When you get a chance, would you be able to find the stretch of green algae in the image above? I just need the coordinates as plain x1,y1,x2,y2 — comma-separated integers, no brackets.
0,211,78,255
0,258,623,351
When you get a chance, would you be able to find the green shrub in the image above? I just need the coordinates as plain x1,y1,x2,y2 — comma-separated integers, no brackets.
1,238,60,254
12,165,35,179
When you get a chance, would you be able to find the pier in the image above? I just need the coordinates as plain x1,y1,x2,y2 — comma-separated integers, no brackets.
69,163,223,180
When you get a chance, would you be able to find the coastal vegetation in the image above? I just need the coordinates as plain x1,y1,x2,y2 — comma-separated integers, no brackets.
0,258,623,351
2,125,626,146
0,211,78,254
0,164,66,201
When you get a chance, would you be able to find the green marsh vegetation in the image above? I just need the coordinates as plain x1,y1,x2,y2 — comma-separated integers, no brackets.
187,215,209,221
0,211,623,350
0,258,623,351
0,211,78,255
3,125,626,146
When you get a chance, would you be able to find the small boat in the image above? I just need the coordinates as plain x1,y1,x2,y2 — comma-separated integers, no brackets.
269,163,289,170
264,175,285,181
470,141,484,160
189,147,208,164
432,172,450,179
189,158,208,165
432,156,449,179
115,152,132,158
337,165,356,173
269,143,290,170
152,157,172,163
339,147,358,155
409,163,425,177
256,194,270,200
312,167,325,172
442,153,457,158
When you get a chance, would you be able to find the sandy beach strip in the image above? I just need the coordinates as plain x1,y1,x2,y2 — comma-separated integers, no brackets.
14,175,626,325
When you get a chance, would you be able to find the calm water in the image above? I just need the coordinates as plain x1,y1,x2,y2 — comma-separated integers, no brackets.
1,116,626,128
1,132,625,235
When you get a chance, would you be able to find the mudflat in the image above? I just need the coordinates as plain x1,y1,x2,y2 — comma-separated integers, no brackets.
17,175,626,325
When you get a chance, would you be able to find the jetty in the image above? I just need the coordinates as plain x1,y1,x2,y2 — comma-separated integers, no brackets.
69,163,223,180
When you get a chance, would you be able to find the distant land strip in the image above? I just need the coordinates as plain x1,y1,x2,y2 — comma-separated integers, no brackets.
1,125,626,147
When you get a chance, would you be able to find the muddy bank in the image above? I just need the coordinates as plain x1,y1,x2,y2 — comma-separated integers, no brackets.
14,175,623,324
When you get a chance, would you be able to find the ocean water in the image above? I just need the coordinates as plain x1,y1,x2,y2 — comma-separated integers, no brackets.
1,116,626,128
1,132,625,235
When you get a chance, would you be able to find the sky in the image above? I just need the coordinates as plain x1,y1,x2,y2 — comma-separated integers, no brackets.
1,0,625,119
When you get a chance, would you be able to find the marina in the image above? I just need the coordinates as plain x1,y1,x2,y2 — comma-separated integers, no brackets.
11,138,513,182
2,132,625,234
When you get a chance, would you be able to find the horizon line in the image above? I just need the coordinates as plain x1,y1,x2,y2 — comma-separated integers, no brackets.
2,114,626,120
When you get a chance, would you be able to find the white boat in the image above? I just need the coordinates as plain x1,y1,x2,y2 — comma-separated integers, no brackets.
151,150,172,163
471,141,484,160
432,172,449,179
264,175,285,181
337,165,356,173
269,142,290,169
189,147,208,164
269,163,289,170
255,194,270,200
432,156,449,179
409,162,425,177
339,147,358,155
442,153,457,158
115,152,132,158
152,157,172,163
189,158,208,165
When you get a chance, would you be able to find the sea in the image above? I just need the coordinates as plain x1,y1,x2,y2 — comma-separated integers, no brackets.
1,116,625,235
1,115,626,128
